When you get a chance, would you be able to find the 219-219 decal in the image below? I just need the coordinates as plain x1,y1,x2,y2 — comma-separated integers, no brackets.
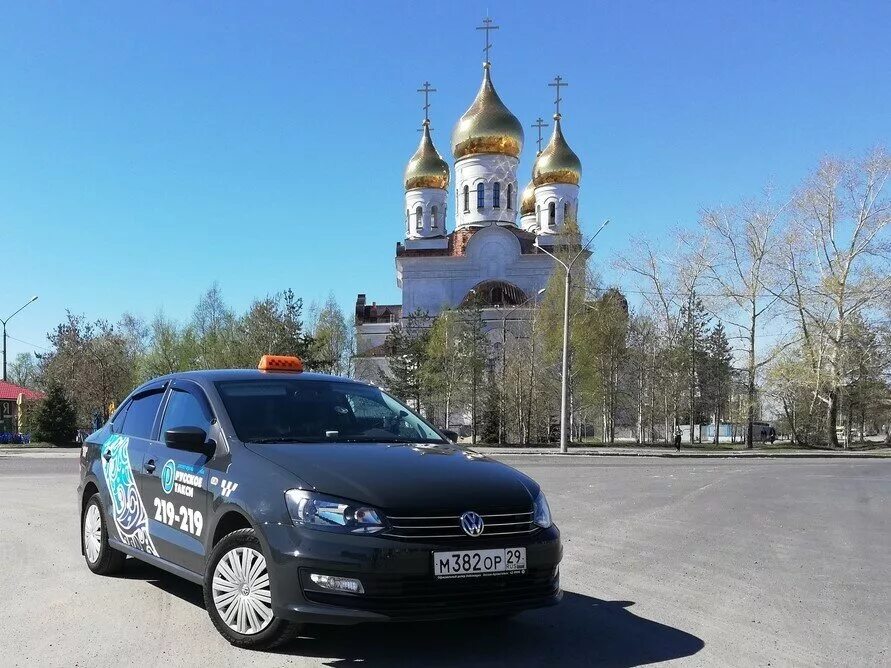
99,434,158,556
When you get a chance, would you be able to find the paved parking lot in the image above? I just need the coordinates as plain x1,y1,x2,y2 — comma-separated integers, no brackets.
0,450,887,666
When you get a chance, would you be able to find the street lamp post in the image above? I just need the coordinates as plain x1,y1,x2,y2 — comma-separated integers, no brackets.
534,221,608,453
2,296,39,382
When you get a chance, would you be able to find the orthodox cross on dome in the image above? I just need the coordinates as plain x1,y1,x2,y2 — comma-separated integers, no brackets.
476,16,499,65
416,81,436,130
532,117,549,153
548,75,568,118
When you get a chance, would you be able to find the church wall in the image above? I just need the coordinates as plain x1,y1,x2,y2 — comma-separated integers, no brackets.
355,322,392,355
398,225,555,317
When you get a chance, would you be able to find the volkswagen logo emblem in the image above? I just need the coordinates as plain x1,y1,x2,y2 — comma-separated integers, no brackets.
460,511,484,537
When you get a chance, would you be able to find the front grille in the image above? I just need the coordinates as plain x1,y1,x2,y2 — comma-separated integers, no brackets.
301,568,559,619
383,509,537,541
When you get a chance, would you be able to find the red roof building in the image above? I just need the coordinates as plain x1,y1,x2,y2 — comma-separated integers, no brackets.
0,381,44,433
0,381,43,402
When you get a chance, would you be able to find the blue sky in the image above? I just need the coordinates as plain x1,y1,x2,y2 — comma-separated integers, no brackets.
2,1,889,363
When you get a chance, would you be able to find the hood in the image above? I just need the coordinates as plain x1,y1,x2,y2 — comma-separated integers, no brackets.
245,441,538,514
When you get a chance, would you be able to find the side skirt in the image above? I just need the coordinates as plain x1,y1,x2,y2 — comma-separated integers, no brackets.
109,538,205,585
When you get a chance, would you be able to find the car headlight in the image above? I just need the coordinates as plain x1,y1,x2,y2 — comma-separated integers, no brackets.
533,490,552,529
285,490,386,534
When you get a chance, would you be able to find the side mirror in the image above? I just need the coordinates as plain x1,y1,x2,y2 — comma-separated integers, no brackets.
164,426,210,453
441,429,459,444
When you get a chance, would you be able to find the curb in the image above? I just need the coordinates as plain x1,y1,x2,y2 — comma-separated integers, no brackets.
473,450,891,459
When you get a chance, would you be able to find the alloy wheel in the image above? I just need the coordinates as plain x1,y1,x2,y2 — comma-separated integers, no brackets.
212,546,273,635
83,504,102,564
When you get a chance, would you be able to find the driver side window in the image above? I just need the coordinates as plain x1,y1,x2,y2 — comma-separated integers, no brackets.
161,389,211,436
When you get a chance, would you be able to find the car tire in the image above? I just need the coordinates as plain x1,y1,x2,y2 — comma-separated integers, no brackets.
82,493,126,575
203,528,300,649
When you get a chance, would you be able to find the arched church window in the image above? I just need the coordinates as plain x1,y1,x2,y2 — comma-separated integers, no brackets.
431,205,438,229
460,280,527,308
507,183,513,210
536,204,541,225
564,202,570,223
548,202,556,227
406,209,409,233
493,182,501,208
477,183,485,210
415,206,423,230
463,185,470,212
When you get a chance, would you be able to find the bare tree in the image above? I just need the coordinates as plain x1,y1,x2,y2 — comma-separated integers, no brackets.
777,149,891,446
618,234,710,443
699,197,790,447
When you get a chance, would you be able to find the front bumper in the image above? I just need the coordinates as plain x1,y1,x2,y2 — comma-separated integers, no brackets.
261,522,562,625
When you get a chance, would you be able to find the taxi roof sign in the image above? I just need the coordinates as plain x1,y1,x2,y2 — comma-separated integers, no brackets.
258,355,304,372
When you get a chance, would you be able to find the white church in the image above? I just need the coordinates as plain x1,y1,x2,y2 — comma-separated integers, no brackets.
354,23,584,377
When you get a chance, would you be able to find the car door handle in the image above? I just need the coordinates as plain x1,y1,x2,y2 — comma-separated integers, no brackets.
145,460,156,474
103,450,112,462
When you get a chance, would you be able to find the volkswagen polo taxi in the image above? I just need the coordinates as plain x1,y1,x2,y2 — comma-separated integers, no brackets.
78,355,562,648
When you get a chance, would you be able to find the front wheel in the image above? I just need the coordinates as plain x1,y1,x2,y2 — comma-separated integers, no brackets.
203,528,300,649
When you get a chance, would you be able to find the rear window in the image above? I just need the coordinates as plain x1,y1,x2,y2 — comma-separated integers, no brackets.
121,391,165,439
215,380,445,444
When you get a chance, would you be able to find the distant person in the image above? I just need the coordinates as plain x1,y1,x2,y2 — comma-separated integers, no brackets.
768,427,777,444
674,426,682,451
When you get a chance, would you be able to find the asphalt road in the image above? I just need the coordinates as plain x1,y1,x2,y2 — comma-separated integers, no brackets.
1,451,888,667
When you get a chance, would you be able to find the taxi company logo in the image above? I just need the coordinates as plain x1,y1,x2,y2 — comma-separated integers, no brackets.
460,511,484,537
161,460,176,494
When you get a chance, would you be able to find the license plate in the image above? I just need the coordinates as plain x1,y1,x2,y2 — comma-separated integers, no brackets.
433,547,526,578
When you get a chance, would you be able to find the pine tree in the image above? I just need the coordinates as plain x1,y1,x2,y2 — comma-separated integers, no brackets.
701,322,733,443
679,291,711,443
456,300,490,444
33,383,77,444
383,309,430,411
478,373,501,444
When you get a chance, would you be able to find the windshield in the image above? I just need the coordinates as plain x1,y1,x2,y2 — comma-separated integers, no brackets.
215,379,447,444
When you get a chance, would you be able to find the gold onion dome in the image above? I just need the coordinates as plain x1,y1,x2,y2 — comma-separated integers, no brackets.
404,121,450,190
520,180,536,215
532,116,582,186
451,64,524,160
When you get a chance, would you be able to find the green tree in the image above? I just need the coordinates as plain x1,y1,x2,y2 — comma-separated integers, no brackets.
842,316,890,443
311,293,353,376
478,372,501,444
383,309,430,411
191,283,237,369
701,322,733,444
39,312,137,423
422,310,465,430
456,300,491,444
141,312,199,378
679,291,711,443
576,288,629,443
33,383,77,443
234,289,314,367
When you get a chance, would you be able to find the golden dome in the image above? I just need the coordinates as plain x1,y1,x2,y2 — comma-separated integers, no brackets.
532,116,581,186
404,121,450,190
520,180,536,215
451,65,524,160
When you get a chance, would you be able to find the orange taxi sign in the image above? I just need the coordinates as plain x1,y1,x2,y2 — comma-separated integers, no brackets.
258,355,304,372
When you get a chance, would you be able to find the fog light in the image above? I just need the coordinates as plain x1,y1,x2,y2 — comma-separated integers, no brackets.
309,573,365,594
